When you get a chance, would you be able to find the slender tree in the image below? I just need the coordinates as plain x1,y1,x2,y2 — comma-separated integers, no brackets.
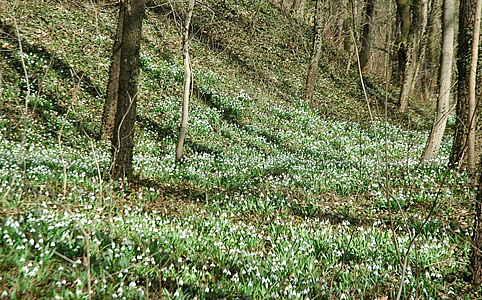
467,0,481,175
358,0,375,70
176,0,195,161
110,0,145,180
471,0,482,285
304,0,323,102
420,0,455,163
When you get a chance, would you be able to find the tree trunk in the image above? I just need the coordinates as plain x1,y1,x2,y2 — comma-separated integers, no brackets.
358,0,375,70
101,4,124,140
396,0,411,88
110,0,145,180
304,0,323,103
175,0,195,161
334,0,346,47
420,0,441,103
420,0,455,163
467,0,482,176
450,0,478,169
398,0,430,111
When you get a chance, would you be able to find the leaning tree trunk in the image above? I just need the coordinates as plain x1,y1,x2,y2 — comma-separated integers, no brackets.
358,0,375,70
304,0,323,103
175,0,195,161
420,0,455,163
110,0,145,180
101,3,124,140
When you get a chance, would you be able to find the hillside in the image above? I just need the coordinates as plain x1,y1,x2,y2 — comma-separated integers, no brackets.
0,0,475,299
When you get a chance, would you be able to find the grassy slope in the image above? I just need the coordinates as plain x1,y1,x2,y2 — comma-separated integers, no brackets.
0,0,476,299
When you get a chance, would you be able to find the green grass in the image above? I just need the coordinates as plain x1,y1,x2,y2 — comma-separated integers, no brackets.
0,0,477,299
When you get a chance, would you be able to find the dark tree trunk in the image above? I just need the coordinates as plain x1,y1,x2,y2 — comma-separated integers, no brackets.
101,4,124,140
396,0,411,85
451,0,477,169
358,0,375,70
110,0,145,181
304,0,323,102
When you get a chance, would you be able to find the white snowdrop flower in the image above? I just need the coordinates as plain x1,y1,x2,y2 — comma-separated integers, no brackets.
129,282,136,288
1,291,8,297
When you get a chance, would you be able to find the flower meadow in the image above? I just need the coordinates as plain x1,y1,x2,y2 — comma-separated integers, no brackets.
0,0,477,299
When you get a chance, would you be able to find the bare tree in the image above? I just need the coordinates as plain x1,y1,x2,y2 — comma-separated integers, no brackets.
110,0,146,180
304,0,323,102
420,0,455,163
175,0,195,161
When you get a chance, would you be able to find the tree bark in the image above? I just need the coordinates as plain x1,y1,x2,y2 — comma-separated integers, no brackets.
101,3,124,140
110,0,145,180
398,0,431,111
304,0,323,103
450,0,479,169
175,0,195,161
468,0,482,176
358,0,375,70
420,0,455,163
450,0,481,170
396,0,411,87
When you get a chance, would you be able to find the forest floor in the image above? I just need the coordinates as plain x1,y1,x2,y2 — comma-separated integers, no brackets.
0,0,477,299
